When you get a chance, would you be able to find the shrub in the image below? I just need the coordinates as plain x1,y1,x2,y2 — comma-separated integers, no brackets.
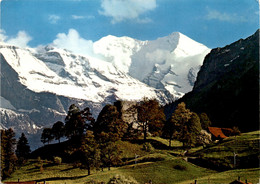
173,164,187,171
36,156,43,170
40,164,44,173
73,161,82,168
142,143,154,152
54,156,62,165
107,174,139,184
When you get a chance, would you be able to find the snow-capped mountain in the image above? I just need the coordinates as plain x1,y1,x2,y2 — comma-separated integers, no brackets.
1,44,168,103
94,32,210,98
0,32,210,148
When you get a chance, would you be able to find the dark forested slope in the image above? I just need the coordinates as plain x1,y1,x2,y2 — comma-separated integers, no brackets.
165,30,259,132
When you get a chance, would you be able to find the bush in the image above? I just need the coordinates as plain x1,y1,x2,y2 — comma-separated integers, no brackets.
173,164,187,171
142,143,154,152
73,161,82,168
108,174,139,184
54,156,62,165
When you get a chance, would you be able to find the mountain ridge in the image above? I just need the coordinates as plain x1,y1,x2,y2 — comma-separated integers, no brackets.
0,32,210,148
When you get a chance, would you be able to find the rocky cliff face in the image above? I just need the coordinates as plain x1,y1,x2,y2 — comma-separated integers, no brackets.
194,30,259,92
165,30,259,132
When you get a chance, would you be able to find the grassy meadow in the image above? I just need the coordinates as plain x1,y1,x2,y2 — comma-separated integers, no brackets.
3,131,260,184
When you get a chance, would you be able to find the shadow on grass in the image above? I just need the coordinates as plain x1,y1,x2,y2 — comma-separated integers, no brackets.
128,138,181,150
35,174,89,182
61,167,75,172
169,152,180,157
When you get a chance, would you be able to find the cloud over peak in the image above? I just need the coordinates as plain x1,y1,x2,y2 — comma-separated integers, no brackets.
1,30,32,48
99,0,157,24
52,29,94,56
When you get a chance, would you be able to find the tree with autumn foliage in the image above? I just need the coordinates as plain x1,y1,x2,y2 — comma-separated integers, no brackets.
165,102,203,148
199,113,212,130
135,98,165,142
166,102,192,147
185,112,202,147
79,131,100,175
95,132,123,171
93,104,127,141
1,128,17,180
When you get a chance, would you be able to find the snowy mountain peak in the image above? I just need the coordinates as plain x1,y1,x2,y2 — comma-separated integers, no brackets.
1,32,210,104
0,43,170,104
1,32,210,147
92,32,211,98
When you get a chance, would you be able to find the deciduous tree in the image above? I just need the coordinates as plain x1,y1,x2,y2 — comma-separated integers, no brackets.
41,128,54,145
101,141,122,171
199,113,212,130
185,112,202,147
52,121,65,143
94,104,127,141
79,131,100,175
1,128,17,179
170,102,192,146
135,98,165,141
65,104,94,140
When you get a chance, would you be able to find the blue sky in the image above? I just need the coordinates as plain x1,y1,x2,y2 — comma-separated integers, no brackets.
0,0,259,49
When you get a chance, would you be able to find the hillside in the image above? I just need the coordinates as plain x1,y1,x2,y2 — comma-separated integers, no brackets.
165,29,259,132
3,131,260,184
188,131,260,171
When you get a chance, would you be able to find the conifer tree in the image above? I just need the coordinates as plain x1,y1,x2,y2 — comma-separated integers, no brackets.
16,133,31,160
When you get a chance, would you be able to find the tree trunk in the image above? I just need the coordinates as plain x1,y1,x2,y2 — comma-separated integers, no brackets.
87,165,91,175
143,122,147,142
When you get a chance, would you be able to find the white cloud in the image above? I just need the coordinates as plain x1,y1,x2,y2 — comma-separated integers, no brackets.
52,29,94,56
48,14,61,24
136,17,152,24
72,15,85,19
205,9,247,23
72,15,95,20
0,29,7,42
5,31,32,48
99,0,157,24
